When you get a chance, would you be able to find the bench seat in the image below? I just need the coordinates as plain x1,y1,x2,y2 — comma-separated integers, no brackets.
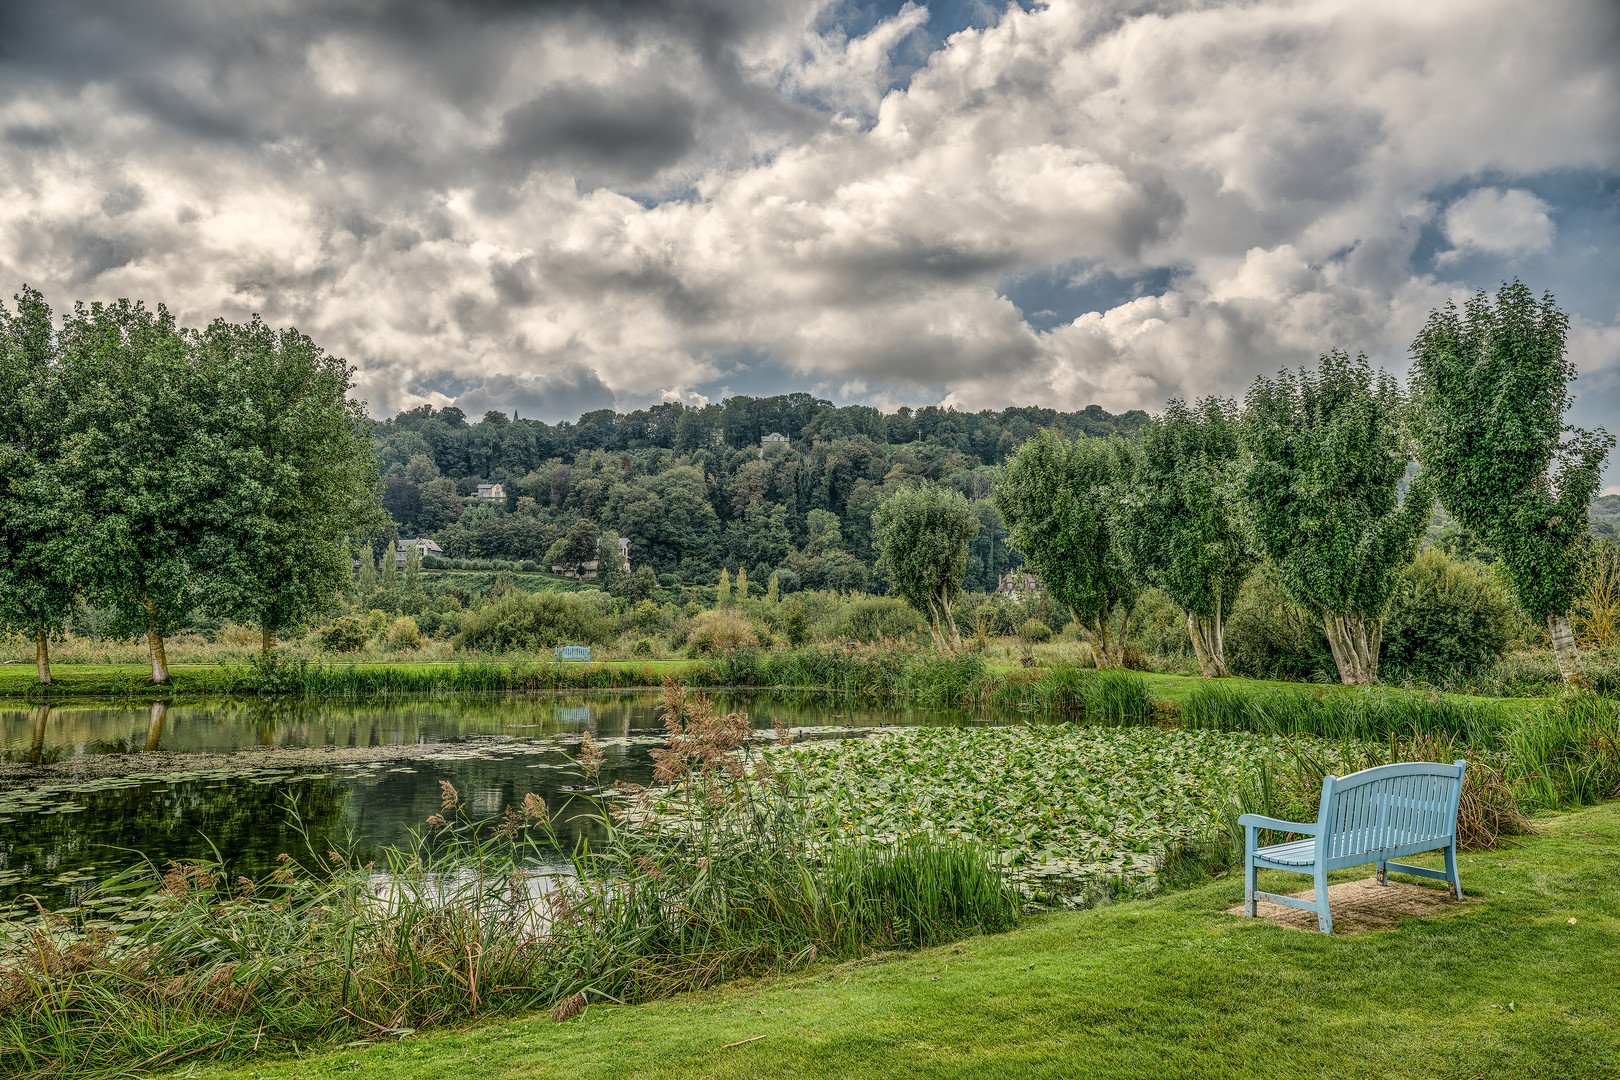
1239,759,1466,934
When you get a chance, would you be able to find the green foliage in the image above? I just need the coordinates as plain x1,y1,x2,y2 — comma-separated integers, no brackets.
838,596,926,642
784,599,810,647
1222,568,1336,680
453,592,613,651
318,616,370,652
994,430,1138,664
1381,549,1516,678
1239,350,1432,683
871,483,980,646
197,316,385,651
0,287,82,676
1019,618,1052,644
385,616,422,650
1409,282,1613,624
1121,397,1256,674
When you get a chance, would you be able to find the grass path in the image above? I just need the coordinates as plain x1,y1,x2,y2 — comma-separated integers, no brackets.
193,803,1620,1080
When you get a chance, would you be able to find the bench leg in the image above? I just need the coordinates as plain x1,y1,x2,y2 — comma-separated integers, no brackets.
1445,843,1461,901
1314,865,1332,934
1244,857,1257,917
1376,861,1387,886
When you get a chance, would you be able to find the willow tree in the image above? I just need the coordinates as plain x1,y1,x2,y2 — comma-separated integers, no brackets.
1121,398,1257,677
1409,282,1613,688
199,317,384,653
872,482,980,648
994,430,1139,666
0,287,82,683
1239,351,1431,685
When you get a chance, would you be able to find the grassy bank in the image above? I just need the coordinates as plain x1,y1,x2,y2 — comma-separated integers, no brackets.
189,801,1620,1080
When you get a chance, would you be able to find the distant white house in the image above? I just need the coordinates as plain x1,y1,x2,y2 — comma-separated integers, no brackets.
475,482,506,500
396,537,444,565
759,432,789,457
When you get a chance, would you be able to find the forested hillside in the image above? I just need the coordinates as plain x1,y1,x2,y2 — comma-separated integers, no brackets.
369,395,1152,591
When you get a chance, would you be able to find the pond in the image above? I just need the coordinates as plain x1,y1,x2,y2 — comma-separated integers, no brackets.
0,691,993,909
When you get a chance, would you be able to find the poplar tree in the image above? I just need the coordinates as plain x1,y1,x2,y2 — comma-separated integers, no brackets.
1409,282,1612,688
872,482,980,648
716,567,732,606
994,431,1139,666
1121,398,1257,677
0,287,82,683
1239,351,1431,685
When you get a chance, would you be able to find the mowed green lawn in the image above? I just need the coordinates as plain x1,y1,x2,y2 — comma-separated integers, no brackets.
193,803,1620,1080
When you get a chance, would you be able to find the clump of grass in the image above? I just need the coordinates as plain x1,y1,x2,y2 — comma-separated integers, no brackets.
1179,682,1507,743
1506,694,1620,810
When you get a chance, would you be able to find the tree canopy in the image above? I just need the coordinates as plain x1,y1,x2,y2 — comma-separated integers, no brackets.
994,430,1139,666
1239,350,1431,685
1409,281,1613,688
871,482,980,647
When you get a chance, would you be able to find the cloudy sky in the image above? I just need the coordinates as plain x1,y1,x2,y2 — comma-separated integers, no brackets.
2,0,1617,482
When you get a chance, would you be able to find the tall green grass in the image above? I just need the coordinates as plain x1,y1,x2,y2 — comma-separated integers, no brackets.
1178,681,1508,743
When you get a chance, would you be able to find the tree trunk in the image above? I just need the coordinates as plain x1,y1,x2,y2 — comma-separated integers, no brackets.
1187,612,1230,678
938,585,962,648
261,624,276,655
1322,612,1379,685
1547,611,1587,690
1096,612,1117,669
148,629,170,684
144,700,167,751
30,705,49,765
34,629,51,685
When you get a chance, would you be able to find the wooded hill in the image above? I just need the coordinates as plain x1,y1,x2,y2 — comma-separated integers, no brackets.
370,396,1152,591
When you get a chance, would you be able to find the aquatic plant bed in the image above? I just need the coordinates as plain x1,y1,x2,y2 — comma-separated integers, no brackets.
759,726,1336,901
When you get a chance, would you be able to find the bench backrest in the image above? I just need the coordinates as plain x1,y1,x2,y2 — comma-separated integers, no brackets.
554,645,591,662
1315,760,1466,861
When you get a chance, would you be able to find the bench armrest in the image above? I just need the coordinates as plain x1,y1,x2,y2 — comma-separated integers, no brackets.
1237,814,1319,835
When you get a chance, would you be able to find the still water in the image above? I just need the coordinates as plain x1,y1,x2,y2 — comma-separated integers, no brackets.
0,692,984,909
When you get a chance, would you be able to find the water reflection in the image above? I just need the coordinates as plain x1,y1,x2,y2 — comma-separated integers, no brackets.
0,690,985,908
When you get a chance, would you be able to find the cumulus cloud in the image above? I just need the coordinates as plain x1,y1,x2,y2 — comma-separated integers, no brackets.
1439,187,1557,264
0,0,1617,456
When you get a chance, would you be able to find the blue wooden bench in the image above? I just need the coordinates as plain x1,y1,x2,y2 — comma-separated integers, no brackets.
554,645,591,662
1239,759,1467,934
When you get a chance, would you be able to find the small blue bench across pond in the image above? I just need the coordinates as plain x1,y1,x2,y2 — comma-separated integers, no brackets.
554,645,591,662
1240,759,1467,934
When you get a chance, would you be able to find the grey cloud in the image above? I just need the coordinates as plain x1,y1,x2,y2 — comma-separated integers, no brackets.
498,84,699,179
450,367,616,423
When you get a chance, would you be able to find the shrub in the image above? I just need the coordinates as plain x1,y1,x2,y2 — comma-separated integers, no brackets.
365,609,390,635
686,609,761,656
318,616,370,652
1224,570,1335,680
1019,619,1053,644
386,616,422,650
520,560,540,572
453,592,613,652
784,601,810,647
632,638,656,658
422,556,443,569
1381,549,1515,678
632,599,662,633
658,572,680,588
839,596,924,643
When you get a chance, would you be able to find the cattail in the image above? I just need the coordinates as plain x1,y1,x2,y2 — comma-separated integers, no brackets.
579,733,606,778
551,992,586,1022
